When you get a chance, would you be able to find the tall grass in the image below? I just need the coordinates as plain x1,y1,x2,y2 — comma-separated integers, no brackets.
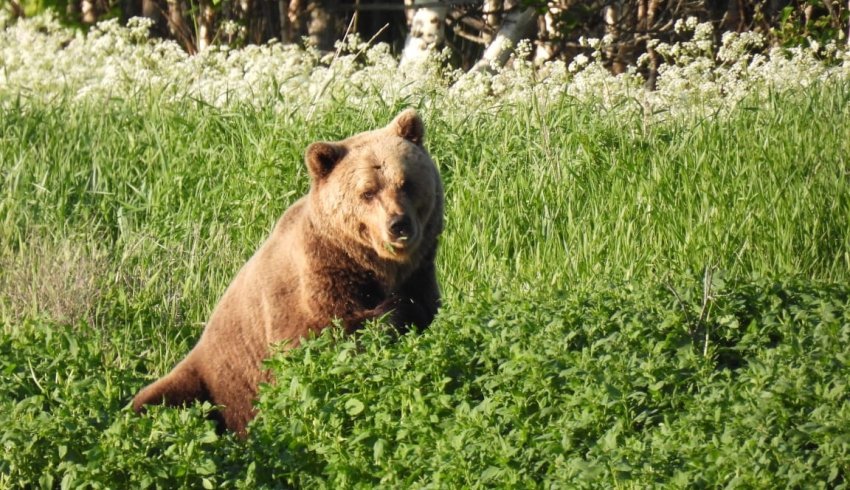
2,85,847,311
0,83,848,487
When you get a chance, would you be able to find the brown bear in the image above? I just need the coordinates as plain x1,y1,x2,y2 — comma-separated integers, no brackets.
132,109,443,435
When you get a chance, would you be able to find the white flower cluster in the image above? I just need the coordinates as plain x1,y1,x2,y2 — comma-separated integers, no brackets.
644,18,850,118
1,12,849,122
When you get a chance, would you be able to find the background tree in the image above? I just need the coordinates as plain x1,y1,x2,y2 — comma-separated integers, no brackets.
3,0,848,72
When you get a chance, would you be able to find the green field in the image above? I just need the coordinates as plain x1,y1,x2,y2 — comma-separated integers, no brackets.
1,74,850,487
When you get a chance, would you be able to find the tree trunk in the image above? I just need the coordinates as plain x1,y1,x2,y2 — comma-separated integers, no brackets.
400,1,447,66
482,0,501,44
167,0,196,53
306,0,338,50
198,0,215,50
533,8,558,64
722,0,744,32
9,0,24,18
289,0,306,40
644,0,660,89
468,5,537,74
604,4,627,74
279,0,291,42
81,0,98,23
141,0,169,38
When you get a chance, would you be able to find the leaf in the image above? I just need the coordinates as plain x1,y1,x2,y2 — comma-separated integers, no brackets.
345,398,365,416
480,466,503,483
60,472,75,490
373,438,386,462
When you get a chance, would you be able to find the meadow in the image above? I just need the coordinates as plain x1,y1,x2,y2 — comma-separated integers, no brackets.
1,14,850,488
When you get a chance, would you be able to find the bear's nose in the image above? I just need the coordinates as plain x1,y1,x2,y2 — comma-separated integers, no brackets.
389,214,413,239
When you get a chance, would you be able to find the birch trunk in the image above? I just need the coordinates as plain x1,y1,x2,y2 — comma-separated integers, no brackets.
80,0,104,24
533,7,558,64
468,6,537,74
289,0,306,39
307,0,337,50
604,4,627,74
643,0,660,89
482,0,501,44
81,0,97,23
400,1,447,67
197,0,215,50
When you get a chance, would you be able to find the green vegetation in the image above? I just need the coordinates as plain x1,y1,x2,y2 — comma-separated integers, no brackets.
1,83,849,487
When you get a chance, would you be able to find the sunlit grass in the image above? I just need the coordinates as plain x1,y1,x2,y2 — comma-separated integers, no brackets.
0,82,848,486
4,86,848,308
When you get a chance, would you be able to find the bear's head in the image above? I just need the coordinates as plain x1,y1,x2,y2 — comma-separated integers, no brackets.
305,109,443,264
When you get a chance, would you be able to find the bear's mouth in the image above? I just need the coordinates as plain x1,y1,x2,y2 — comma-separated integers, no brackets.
383,237,409,253
380,233,418,258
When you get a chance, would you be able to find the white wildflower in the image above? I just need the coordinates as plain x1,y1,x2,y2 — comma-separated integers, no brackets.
0,13,848,124
569,54,590,73
221,20,240,37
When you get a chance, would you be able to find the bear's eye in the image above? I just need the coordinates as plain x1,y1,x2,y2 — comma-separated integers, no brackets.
361,190,376,201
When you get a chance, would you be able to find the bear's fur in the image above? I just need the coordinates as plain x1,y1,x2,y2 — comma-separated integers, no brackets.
132,109,443,435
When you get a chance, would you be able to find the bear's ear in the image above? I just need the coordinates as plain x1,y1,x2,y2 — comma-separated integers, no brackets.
306,142,345,181
390,109,425,146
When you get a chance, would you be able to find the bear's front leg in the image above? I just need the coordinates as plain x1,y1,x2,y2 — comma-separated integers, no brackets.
392,260,440,333
132,357,209,412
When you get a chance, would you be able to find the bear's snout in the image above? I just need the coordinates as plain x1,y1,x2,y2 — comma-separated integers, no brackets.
388,213,413,239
